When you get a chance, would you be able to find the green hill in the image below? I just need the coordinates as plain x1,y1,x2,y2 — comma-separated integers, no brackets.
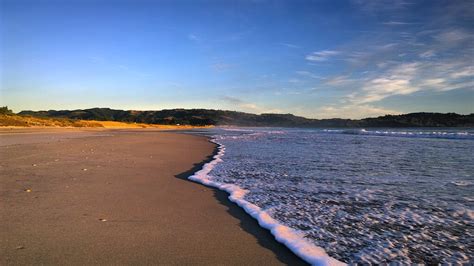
18,108,474,128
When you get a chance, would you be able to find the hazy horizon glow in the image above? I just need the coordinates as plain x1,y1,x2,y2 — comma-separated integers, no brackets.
1,0,473,119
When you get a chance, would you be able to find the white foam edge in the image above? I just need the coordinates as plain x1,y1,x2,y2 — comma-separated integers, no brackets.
188,140,346,266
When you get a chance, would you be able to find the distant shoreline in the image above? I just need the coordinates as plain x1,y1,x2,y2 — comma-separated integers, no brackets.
15,107,474,128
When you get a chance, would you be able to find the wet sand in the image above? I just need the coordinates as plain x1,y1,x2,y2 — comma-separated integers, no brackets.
0,129,306,265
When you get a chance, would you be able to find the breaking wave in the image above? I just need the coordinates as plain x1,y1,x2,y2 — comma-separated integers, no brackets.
322,128,474,140
187,127,473,264
188,140,344,266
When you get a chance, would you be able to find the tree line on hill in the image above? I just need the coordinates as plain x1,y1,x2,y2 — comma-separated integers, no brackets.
0,106,13,115
15,107,474,127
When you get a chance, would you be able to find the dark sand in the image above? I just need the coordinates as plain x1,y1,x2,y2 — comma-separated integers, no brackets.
0,129,306,265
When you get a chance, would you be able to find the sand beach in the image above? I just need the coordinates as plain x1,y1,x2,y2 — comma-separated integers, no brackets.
0,129,305,265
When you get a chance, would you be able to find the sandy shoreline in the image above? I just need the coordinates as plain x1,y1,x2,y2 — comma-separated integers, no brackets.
0,129,306,265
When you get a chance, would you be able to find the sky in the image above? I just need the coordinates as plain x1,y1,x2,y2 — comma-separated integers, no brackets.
1,0,473,119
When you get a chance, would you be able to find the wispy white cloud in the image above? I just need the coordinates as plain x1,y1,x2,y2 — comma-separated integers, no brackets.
316,104,401,119
305,50,340,62
357,63,419,103
288,78,303,83
295,71,323,79
279,43,300,49
419,50,436,58
301,7,473,115
440,80,474,92
346,60,473,105
295,0,473,118
220,96,281,114
419,78,445,88
211,62,233,72
344,51,369,64
450,66,474,78
325,75,355,86
383,21,415,25
435,29,472,44
188,34,199,42
351,0,414,15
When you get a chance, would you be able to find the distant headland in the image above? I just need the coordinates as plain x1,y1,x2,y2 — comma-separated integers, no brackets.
9,107,474,128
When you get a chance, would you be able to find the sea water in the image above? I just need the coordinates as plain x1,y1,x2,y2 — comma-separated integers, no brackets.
189,128,473,264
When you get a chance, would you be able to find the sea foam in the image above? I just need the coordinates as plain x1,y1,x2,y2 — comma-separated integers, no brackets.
186,128,474,264
322,128,474,140
188,140,345,266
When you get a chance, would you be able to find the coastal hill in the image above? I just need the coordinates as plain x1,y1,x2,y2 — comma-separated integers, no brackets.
17,108,474,127
0,106,203,129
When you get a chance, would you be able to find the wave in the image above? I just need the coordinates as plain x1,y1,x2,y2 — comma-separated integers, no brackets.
221,128,257,132
188,139,344,266
450,180,473,187
215,129,287,142
322,129,474,140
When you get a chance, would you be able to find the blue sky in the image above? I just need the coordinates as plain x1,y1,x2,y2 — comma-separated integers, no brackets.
1,0,473,118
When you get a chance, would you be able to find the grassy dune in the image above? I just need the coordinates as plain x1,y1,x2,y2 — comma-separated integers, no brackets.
0,114,211,129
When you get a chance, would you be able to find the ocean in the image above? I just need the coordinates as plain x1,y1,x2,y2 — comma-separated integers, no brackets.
189,128,473,265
